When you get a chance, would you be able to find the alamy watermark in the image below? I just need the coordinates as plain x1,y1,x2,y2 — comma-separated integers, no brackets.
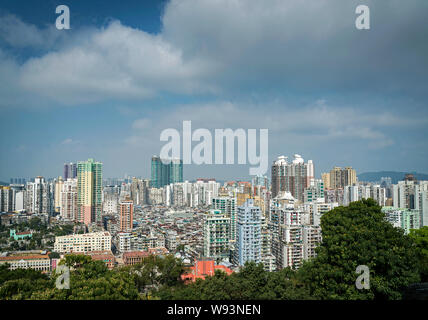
159,121,269,176
355,265,370,290
55,265,70,289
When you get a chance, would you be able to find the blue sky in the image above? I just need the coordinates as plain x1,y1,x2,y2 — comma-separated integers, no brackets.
0,0,428,181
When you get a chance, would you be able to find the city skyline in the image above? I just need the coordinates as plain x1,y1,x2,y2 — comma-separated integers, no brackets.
3,154,428,184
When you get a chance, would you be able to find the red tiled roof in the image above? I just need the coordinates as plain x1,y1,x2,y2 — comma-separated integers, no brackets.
123,251,150,258
0,254,49,261
16,231,32,235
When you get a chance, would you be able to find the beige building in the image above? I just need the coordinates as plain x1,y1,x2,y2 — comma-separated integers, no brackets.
54,231,112,253
0,253,51,272
323,166,357,189
321,173,330,189
119,198,133,232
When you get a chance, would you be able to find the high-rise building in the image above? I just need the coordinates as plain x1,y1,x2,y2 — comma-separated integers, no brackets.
203,209,230,263
0,186,13,213
325,166,357,189
169,158,183,184
63,162,77,181
392,178,428,227
343,183,386,207
303,178,325,203
60,178,77,220
234,199,261,266
119,198,133,232
77,158,103,225
130,178,149,206
212,197,237,241
54,177,64,213
252,175,269,189
321,173,330,189
271,154,314,201
419,191,428,227
150,156,183,188
382,207,421,234
24,177,54,215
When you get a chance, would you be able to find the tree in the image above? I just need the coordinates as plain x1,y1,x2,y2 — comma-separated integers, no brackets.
298,199,421,300
33,254,140,300
123,254,185,299
0,264,50,300
409,226,428,282
158,261,312,300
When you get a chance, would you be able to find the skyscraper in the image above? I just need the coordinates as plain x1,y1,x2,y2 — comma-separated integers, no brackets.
77,158,102,225
212,197,237,241
150,156,183,188
54,177,64,213
64,162,77,180
24,176,54,215
234,199,262,266
119,198,133,232
60,178,77,220
203,209,230,263
326,166,357,189
169,158,183,184
271,154,314,202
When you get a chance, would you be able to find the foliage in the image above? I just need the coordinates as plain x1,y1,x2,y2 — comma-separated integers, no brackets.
409,226,428,282
122,254,185,299
0,264,50,300
298,199,421,300
157,262,312,300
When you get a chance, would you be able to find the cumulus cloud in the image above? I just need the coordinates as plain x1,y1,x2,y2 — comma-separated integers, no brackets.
0,0,427,107
15,21,216,105
161,0,428,97
0,13,64,49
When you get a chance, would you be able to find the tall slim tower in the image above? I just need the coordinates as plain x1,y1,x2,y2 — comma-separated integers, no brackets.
64,162,77,180
77,158,103,225
234,199,262,266
119,198,133,232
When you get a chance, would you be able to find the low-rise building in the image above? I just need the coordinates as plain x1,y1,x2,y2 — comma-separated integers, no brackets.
54,231,112,253
123,251,151,266
86,250,115,269
0,252,51,272
181,259,233,283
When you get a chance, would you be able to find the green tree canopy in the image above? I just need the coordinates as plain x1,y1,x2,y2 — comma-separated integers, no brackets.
298,199,421,300
409,226,428,282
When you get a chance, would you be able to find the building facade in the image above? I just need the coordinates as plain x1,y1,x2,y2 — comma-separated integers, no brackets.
77,159,103,225
234,199,261,266
271,154,314,202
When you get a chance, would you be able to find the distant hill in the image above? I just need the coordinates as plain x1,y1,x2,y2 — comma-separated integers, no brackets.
0,181,9,186
358,171,428,184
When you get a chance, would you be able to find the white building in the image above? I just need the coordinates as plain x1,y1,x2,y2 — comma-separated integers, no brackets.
54,231,112,253
60,178,77,220
117,232,133,252
234,199,261,266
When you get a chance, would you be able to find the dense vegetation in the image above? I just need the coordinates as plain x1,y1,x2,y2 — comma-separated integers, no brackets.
0,199,426,300
0,217,81,251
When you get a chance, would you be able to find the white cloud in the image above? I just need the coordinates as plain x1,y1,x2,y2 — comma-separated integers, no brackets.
14,20,216,105
0,0,426,107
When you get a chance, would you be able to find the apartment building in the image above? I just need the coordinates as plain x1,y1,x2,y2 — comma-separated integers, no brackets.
54,231,112,253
